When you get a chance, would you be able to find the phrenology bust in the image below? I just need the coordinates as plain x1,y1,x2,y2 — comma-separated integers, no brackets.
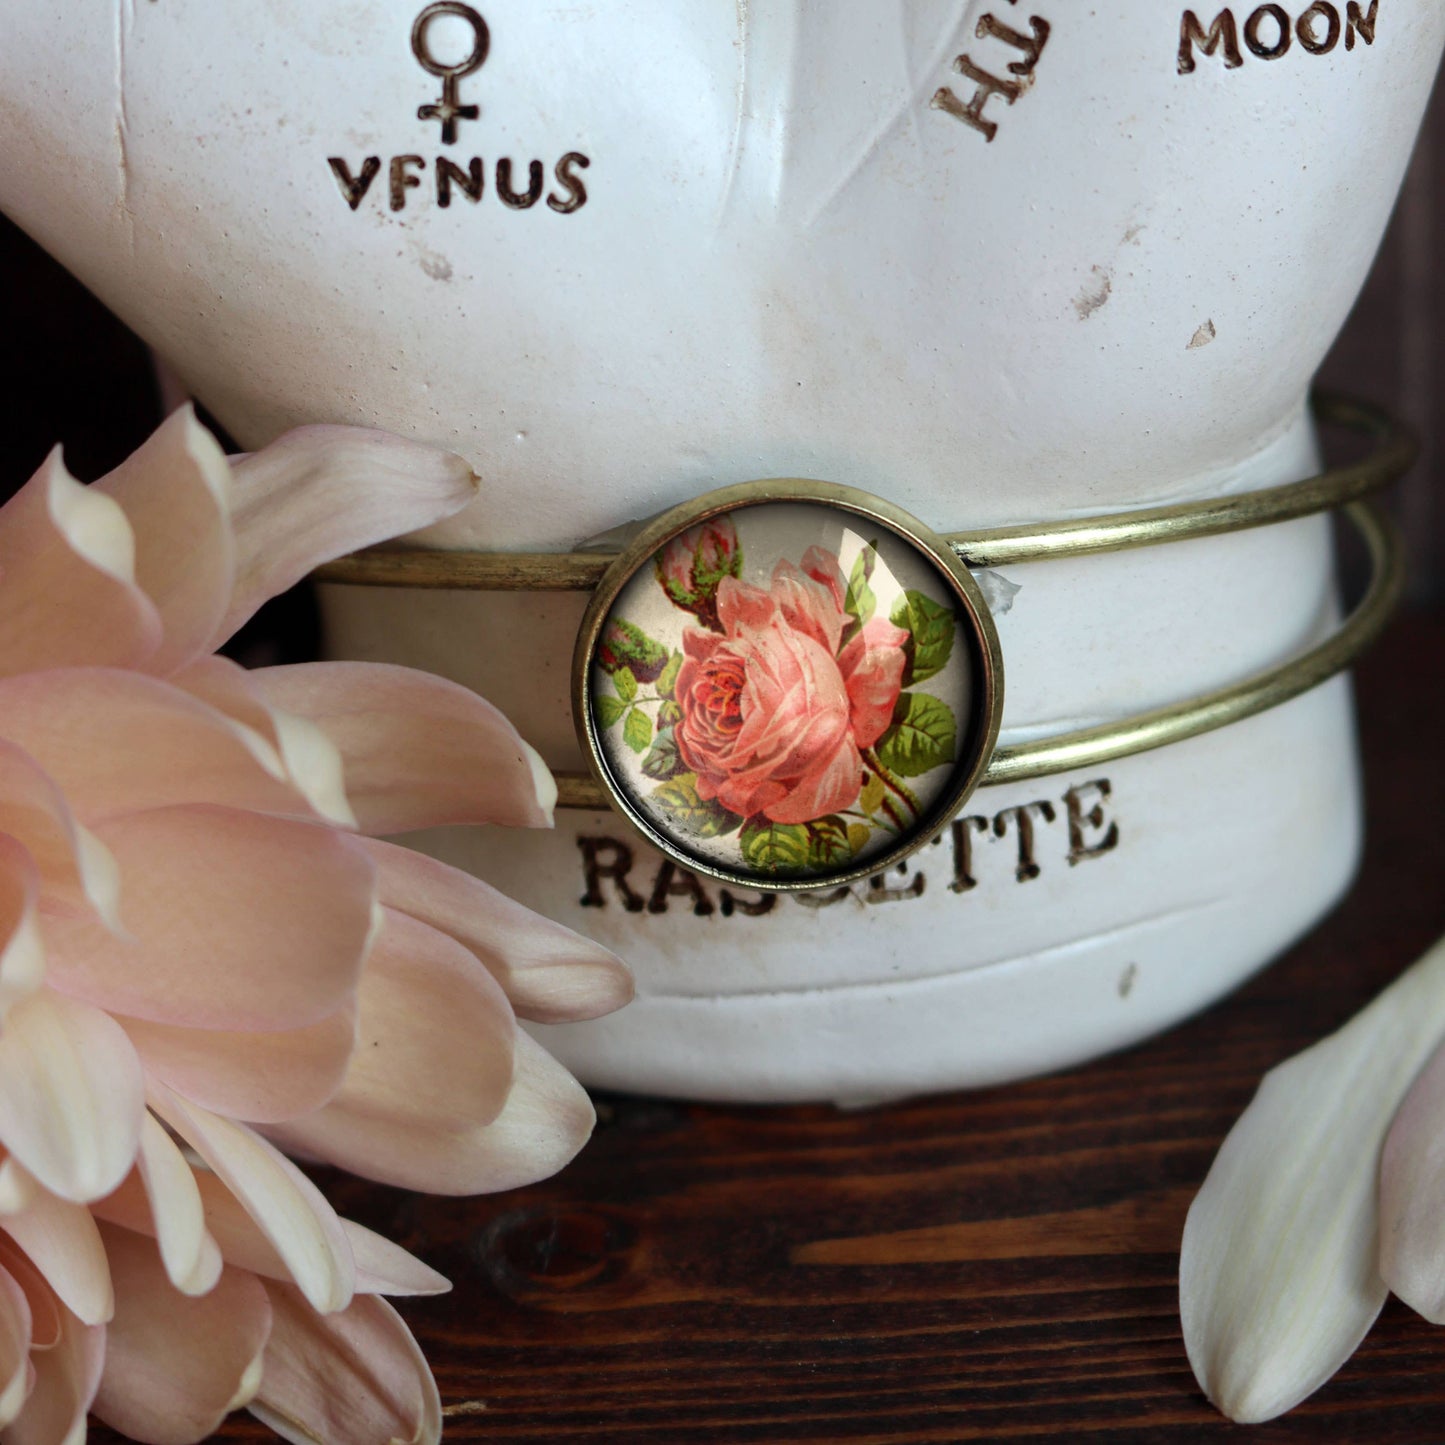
1,0,1439,1103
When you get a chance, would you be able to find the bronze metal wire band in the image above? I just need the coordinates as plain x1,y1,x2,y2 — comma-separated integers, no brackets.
314,392,1412,588
312,392,1413,814
549,498,1399,810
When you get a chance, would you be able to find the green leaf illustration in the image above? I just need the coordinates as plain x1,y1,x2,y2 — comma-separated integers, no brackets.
658,699,683,727
596,694,627,729
858,771,887,817
806,816,855,868
651,774,743,839
657,650,684,700
614,666,639,703
844,542,878,628
623,707,652,754
641,726,683,781
740,818,812,874
875,692,957,778
890,590,956,686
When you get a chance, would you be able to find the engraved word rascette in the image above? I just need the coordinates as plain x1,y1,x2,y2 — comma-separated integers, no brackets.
577,778,1120,917
327,2,590,215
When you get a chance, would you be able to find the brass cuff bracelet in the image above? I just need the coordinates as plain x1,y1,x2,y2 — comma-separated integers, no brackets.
316,391,1412,892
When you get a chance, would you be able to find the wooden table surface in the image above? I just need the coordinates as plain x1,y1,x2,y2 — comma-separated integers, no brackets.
196,610,1444,1444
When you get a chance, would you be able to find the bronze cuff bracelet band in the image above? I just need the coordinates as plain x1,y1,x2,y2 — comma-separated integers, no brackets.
316,391,1413,893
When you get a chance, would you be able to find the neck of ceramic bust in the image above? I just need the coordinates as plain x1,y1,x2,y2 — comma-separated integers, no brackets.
319,401,1340,770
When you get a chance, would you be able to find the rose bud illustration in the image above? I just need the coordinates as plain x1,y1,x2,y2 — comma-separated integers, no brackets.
597,617,670,683
654,518,743,630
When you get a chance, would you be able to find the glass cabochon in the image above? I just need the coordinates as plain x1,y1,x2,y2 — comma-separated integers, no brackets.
585,499,987,886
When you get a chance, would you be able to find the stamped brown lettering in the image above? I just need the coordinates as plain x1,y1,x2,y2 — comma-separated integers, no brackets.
328,156,382,210
993,801,1057,883
577,837,646,912
437,156,485,207
1346,0,1378,48
389,154,427,211
931,1,1052,144
496,158,544,210
946,816,989,894
1296,1,1342,52
648,862,715,918
576,779,1121,916
1180,1,1377,71
1245,4,1293,58
1064,780,1120,865
330,6,592,215
1178,9,1244,71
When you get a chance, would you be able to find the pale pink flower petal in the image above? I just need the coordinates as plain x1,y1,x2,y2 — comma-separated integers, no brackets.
342,1222,450,1299
1379,1038,1445,1321
217,427,478,648
0,1236,61,1350
0,670,340,827
0,840,44,1025
93,406,236,677
133,1114,223,1298
249,1285,440,1445
0,448,161,676
94,1172,272,1294
3,1188,113,1326
266,909,517,1193
0,1160,36,1221
0,991,144,1204
149,1085,356,1315
121,1008,357,1126
170,656,355,828
250,662,555,834
44,806,375,1032
2,1294,103,1445
0,1262,34,1429
92,1221,272,1445
362,838,632,1024
0,742,120,929
275,1029,593,1197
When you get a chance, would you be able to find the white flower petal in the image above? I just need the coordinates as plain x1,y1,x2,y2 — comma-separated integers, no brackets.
0,990,145,1203
148,1084,355,1315
134,1113,222,1298
1181,934,1445,1423
1378,1027,1445,1320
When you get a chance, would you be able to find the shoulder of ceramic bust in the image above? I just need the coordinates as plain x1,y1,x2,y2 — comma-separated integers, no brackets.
0,0,1440,537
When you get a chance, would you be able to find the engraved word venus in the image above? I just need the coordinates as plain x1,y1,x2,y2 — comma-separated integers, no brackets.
931,0,1052,144
326,5,592,217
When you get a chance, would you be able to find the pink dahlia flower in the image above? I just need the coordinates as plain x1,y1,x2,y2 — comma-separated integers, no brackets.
673,546,907,824
0,408,631,1443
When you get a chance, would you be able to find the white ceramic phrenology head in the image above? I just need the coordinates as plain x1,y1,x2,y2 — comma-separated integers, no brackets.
2,2,1440,1102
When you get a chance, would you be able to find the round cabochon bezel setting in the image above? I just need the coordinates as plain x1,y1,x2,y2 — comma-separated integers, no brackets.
573,480,1005,892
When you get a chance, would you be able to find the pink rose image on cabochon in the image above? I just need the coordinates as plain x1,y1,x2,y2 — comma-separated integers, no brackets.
592,505,966,877
674,548,907,824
